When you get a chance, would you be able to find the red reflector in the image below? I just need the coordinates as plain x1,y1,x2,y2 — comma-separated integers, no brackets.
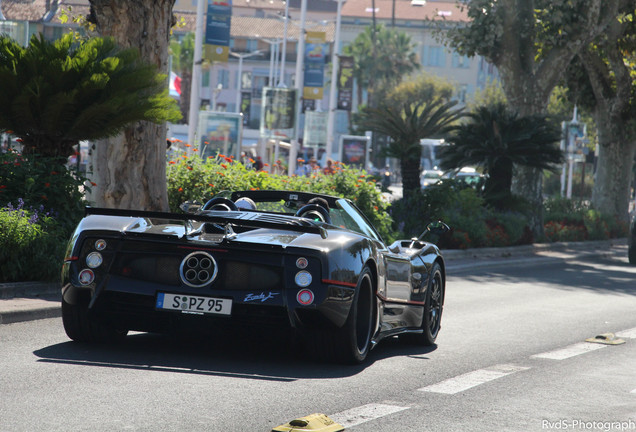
64,256,79,262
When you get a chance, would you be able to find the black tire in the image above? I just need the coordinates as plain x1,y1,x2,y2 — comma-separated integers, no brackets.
629,244,636,265
402,262,444,345
62,297,128,343
310,267,376,364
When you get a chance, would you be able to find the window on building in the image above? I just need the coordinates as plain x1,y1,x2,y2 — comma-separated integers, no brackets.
241,71,252,90
202,69,210,87
218,69,230,89
423,45,445,67
452,52,471,69
246,39,258,52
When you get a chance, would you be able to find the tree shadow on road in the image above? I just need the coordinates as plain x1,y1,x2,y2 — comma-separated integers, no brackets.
450,253,636,296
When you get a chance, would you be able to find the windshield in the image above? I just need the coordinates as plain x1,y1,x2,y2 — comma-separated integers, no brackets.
331,199,382,242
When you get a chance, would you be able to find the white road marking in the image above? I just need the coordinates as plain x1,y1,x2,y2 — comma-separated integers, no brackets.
531,342,607,360
330,403,409,429
616,327,636,339
418,364,530,395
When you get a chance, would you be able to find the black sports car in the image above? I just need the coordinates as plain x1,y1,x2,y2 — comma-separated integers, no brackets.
61,190,449,364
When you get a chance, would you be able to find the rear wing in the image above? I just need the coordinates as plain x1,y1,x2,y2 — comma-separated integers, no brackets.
84,207,328,238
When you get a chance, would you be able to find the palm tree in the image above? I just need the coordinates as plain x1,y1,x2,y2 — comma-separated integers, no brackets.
438,103,564,209
0,33,180,161
359,78,463,197
343,24,420,107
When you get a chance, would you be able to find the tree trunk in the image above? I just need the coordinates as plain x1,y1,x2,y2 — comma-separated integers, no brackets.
400,156,420,200
88,0,175,211
497,67,553,239
592,119,635,224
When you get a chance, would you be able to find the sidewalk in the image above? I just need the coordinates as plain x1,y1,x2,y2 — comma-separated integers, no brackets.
0,238,628,325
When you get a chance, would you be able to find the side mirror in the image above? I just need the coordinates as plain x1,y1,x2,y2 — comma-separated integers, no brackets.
426,221,450,237
416,221,450,244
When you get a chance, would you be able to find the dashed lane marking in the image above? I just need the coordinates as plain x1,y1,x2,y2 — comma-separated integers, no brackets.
418,364,530,395
330,403,409,429
616,327,636,339
531,342,607,360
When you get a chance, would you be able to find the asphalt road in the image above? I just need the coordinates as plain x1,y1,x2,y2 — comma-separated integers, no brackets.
1,247,635,432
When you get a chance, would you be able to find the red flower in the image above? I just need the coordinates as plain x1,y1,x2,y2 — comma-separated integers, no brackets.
185,144,191,147
187,166,193,170
44,183,50,188
0,185,6,189
178,187,183,192
90,182,97,187
169,161,176,164
221,163,227,169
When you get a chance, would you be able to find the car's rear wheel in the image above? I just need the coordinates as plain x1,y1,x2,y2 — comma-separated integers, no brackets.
402,262,444,345
62,296,128,343
310,267,376,364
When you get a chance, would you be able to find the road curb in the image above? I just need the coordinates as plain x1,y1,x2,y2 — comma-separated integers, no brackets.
0,304,62,325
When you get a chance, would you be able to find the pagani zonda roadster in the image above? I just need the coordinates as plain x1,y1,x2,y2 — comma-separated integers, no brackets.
61,190,449,364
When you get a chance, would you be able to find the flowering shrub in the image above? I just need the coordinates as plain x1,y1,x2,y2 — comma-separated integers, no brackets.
0,151,87,232
166,152,395,242
544,220,587,242
0,199,67,282
543,197,629,242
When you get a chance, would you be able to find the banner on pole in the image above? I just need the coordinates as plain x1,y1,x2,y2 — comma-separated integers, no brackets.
260,87,297,139
337,55,354,110
240,92,251,126
204,1,232,62
303,111,328,149
303,31,327,100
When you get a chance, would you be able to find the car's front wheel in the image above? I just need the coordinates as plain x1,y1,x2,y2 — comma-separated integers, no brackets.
402,262,444,345
62,296,128,343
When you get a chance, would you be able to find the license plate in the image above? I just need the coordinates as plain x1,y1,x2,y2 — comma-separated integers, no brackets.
156,293,232,316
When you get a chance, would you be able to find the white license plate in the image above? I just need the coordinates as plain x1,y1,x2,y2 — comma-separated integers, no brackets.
156,293,232,316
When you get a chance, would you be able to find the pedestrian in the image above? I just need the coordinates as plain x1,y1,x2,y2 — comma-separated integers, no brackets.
254,156,264,171
322,159,334,175
309,157,320,174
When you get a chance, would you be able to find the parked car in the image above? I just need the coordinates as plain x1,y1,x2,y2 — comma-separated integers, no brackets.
420,169,443,189
61,190,449,364
629,215,636,265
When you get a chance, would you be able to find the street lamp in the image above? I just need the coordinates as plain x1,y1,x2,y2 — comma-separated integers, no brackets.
230,50,263,115
326,0,345,162
187,0,207,150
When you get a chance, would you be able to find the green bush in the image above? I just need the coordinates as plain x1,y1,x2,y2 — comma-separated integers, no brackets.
0,151,86,232
166,153,395,242
542,197,628,242
0,200,67,282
